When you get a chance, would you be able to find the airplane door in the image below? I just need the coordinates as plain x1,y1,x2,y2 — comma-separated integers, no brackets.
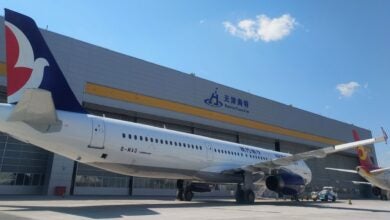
89,118,105,149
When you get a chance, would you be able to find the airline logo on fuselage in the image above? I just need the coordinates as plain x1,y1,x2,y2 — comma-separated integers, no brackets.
204,88,250,113
5,21,48,103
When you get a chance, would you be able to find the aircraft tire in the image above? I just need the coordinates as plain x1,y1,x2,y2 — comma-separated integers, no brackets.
184,190,194,201
244,190,255,204
176,189,184,201
235,190,245,203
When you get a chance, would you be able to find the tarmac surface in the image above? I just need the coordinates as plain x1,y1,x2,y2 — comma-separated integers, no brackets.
0,196,389,220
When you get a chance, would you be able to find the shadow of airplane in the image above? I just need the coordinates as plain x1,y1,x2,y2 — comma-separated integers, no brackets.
0,197,389,219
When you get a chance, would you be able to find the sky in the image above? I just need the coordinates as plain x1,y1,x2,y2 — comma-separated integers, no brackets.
1,0,389,166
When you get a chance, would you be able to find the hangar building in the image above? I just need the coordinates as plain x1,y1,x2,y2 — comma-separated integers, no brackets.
0,17,376,198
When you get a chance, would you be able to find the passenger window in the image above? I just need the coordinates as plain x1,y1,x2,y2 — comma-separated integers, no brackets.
122,133,125,138
214,149,217,152
134,135,137,140
160,139,163,144
140,136,143,141
170,141,173,145
174,142,177,146
165,140,168,144
179,143,181,147
192,145,194,149
190,145,193,149
196,146,198,150
128,134,131,139
145,137,148,142
150,138,154,142
200,146,202,150
183,143,186,147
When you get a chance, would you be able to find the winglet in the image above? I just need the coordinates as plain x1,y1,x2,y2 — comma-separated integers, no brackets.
381,127,388,144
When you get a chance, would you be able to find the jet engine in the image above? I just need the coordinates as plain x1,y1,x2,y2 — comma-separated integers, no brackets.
265,172,306,195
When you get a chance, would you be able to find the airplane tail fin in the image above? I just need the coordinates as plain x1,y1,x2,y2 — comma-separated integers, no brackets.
352,130,377,170
4,9,86,114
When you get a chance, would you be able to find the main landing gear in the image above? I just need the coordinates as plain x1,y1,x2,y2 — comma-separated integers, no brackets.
235,185,255,204
176,180,194,201
235,172,256,204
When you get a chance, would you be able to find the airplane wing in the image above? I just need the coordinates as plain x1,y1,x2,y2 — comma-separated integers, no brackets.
370,167,390,175
239,131,387,173
352,181,373,186
325,167,358,174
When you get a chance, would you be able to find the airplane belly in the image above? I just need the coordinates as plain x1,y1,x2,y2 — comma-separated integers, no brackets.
87,162,240,183
365,174,390,191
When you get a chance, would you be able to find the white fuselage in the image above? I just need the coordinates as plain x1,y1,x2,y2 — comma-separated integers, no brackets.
357,167,390,191
0,103,312,184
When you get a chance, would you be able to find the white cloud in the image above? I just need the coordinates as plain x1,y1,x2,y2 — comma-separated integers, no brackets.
223,14,297,42
336,81,360,98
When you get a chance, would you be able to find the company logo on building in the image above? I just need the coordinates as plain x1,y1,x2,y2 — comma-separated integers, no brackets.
204,88,223,107
204,88,250,113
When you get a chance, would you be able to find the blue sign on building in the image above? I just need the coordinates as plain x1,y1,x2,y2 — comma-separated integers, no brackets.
204,88,250,113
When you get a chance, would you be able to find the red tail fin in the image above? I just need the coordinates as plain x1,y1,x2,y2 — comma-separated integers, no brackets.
352,130,377,170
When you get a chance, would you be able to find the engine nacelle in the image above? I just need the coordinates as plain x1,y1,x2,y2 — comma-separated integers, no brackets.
265,172,306,195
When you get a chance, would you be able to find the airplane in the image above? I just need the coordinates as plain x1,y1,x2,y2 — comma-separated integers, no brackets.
326,130,390,200
0,8,387,204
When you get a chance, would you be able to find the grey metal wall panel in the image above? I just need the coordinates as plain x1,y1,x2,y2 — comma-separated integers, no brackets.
194,128,237,142
0,16,373,150
239,134,275,150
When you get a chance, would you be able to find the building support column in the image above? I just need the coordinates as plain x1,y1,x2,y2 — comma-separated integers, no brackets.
69,161,78,195
274,140,280,152
128,176,133,196
44,154,74,195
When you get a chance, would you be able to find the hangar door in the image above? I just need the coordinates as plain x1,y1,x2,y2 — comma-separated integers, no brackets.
89,117,105,149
